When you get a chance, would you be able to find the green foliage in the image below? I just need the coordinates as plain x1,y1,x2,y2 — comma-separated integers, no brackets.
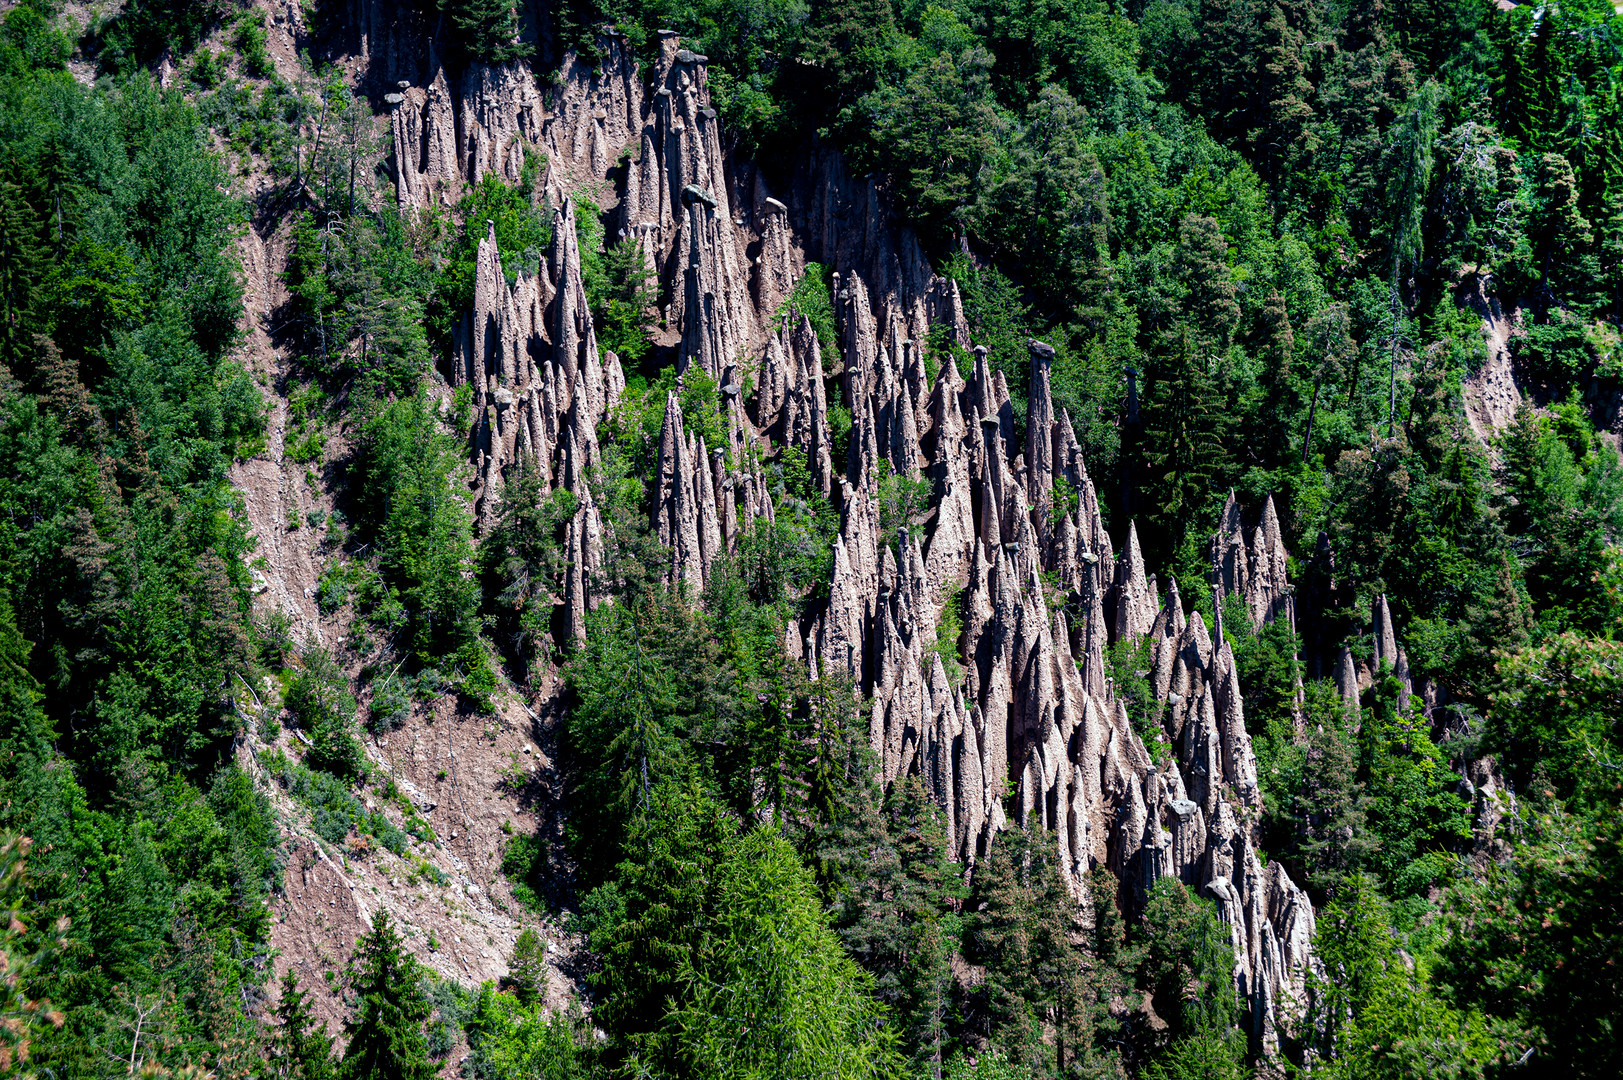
0,46,287,1075
483,463,578,682
931,586,964,688
93,0,235,75
500,832,550,912
779,262,838,360
968,825,1093,1077
1136,878,1238,1042
429,174,551,358
233,13,274,79
462,985,591,1080
1223,593,1302,735
1312,876,1497,1080
439,0,533,65
1358,667,1471,900
263,750,407,851
877,464,931,544
814,774,967,1078
1435,790,1623,1078
342,912,436,1080
285,648,367,781
729,466,839,607
0,3,70,79
1487,632,1623,806
197,76,317,180
581,783,736,1073
504,929,548,1005
353,394,483,667
674,826,902,1079
285,205,436,398
1107,632,1163,761
942,1049,1030,1080
576,197,656,364
9,0,1623,1076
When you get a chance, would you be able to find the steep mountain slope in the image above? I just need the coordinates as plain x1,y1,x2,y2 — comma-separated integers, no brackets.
8,0,1623,1077
234,7,1509,1060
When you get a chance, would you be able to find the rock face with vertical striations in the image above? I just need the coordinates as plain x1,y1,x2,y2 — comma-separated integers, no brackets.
402,32,1328,1056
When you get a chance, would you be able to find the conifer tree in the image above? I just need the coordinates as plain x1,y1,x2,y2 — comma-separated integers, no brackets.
676,825,901,1080
0,175,44,374
268,971,335,1080
440,0,529,65
1140,878,1234,1026
969,825,1086,1077
1299,303,1353,464
1255,290,1297,462
505,928,547,1006
1259,1,1319,184
341,913,434,1080
803,0,898,121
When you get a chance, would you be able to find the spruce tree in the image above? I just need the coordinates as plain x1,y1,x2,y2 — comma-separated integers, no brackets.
440,0,529,65
341,913,434,1080
505,928,547,1006
0,176,44,374
1255,290,1297,463
268,971,335,1080
969,825,1085,1077
890,777,966,1077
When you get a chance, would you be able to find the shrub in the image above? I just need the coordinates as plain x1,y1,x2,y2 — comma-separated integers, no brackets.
233,13,273,78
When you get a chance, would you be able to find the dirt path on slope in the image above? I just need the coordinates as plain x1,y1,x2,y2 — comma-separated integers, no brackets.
1459,276,1521,454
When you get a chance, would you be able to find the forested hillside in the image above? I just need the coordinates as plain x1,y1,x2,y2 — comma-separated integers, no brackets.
0,0,1620,1078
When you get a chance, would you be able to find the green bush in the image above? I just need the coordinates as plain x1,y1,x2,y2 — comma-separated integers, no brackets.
779,262,837,360
233,13,273,78
94,0,235,74
286,649,367,781
429,174,552,357
354,393,482,662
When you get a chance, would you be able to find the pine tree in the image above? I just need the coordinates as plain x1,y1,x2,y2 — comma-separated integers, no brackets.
969,825,1086,1077
588,783,736,1076
1530,152,1594,295
1255,290,1297,463
268,971,335,1080
505,928,547,1006
1259,1,1319,184
341,912,434,1080
0,175,44,375
440,0,529,65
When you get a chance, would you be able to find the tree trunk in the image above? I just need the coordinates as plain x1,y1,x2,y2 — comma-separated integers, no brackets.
1302,377,1321,464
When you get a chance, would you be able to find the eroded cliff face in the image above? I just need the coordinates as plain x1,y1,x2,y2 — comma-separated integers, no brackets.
375,32,1337,1054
